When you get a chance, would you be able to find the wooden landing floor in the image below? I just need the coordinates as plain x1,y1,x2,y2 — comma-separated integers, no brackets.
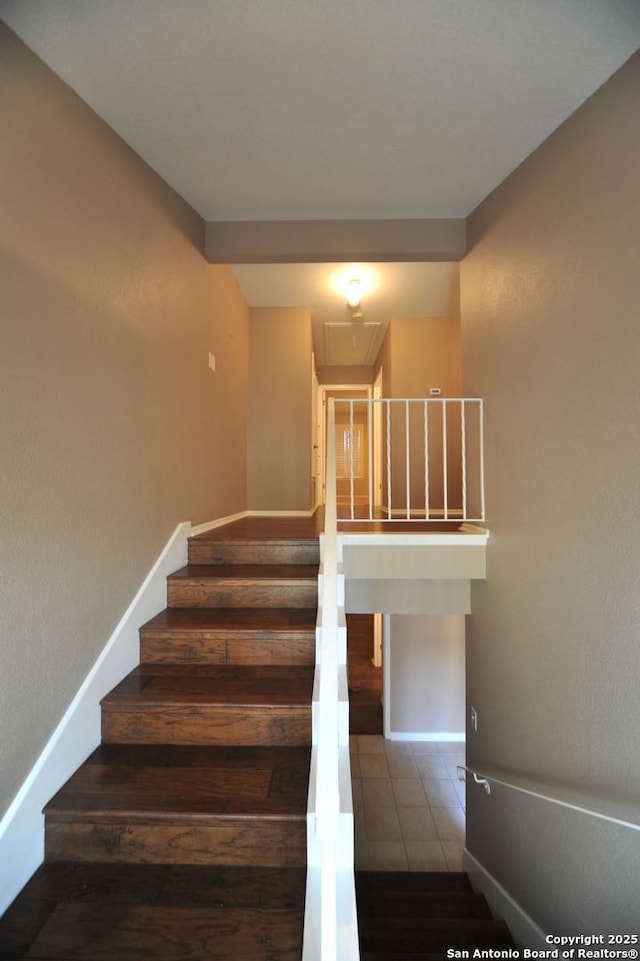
192,510,472,538
347,614,382,736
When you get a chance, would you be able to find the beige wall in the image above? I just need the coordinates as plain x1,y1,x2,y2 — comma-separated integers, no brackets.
0,26,248,819
374,326,392,400
388,615,465,736
461,52,640,932
317,365,373,386
373,316,462,512
247,307,312,510
385,316,461,398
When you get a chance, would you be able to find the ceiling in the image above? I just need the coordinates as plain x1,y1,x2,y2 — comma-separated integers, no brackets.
2,0,639,364
234,261,459,367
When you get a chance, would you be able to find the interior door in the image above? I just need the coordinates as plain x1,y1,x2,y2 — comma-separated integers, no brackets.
311,359,320,508
335,403,369,504
321,387,371,507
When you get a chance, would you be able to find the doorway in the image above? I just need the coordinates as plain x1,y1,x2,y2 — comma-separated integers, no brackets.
318,384,376,509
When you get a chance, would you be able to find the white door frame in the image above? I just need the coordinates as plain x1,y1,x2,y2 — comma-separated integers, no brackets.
317,384,372,506
372,366,383,510
311,355,321,510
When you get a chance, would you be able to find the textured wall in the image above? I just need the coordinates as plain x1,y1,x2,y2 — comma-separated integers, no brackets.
388,615,465,736
373,316,462,512
316,365,374,386
461,52,640,932
386,316,461,398
0,26,248,818
247,307,312,511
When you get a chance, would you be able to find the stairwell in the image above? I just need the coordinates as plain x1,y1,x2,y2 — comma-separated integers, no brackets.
0,519,320,960
356,870,515,958
0,516,518,959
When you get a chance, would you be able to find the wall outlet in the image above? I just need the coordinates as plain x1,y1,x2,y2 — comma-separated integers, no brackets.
470,705,478,732
208,352,216,372
429,387,441,396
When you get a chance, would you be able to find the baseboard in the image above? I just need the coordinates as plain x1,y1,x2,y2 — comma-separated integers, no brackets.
246,509,315,517
0,521,190,916
192,508,317,537
190,510,248,536
463,848,548,948
386,731,465,742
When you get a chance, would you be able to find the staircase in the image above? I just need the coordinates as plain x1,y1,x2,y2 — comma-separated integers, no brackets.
356,870,516,958
10,519,321,959
1,515,519,959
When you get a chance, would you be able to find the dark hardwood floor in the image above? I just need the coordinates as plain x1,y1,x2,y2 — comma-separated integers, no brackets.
347,614,383,736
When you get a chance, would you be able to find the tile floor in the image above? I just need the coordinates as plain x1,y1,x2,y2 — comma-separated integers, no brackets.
350,735,466,872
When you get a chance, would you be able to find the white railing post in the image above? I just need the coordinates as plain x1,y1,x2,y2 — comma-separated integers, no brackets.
368,399,374,521
405,400,411,520
424,400,430,520
332,396,484,525
442,400,449,521
386,400,392,518
461,400,467,521
349,400,355,520
479,399,485,522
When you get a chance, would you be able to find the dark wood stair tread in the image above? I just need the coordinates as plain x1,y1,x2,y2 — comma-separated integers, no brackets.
45,744,310,820
14,861,307,905
169,563,319,580
189,514,323,541
102,665,314,706
11,902,304,960
1,863,306,960
141,607,317,635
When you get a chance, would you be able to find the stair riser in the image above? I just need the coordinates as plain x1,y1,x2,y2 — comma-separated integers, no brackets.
189,543,319,566
356,871,472,894
45,820,306,867
140,634,315,666
358,893,492,919
360,927,513,952
102,707,311,747
167,581,317,609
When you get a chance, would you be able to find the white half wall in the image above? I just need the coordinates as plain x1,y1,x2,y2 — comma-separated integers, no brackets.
0,521,190,915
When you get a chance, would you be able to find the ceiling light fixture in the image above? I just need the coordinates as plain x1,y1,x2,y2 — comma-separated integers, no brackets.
346,278,361,309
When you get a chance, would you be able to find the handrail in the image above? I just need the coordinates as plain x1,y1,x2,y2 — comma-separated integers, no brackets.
334,397,484,523
459,764,640,833
303,398,359,961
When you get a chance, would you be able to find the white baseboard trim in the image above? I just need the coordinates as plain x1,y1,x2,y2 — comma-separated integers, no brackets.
387,731,465,742
247,509,315,517
190,510,248,537
463,848,548,948
190,509,316,538
0,521,190,916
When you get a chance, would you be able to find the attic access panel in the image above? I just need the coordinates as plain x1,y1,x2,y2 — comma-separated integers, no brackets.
324,322,383,366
